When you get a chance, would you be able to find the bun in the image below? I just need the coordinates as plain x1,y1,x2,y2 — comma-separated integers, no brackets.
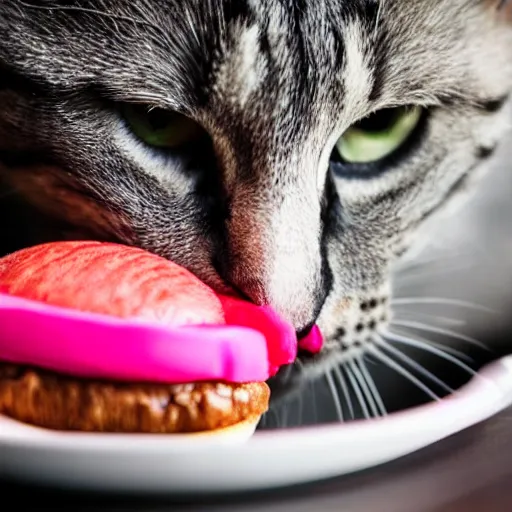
0,363,269,435
179,415,261,441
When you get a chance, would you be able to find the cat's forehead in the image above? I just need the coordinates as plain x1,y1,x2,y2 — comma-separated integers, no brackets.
205,0,375,134
205,0,406,130
1,0,507,113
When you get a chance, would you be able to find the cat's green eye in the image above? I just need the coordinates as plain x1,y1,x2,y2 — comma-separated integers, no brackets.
335,106,422,164
122,104,203,149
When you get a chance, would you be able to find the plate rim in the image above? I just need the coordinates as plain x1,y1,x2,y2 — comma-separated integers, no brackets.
1,354,511,452
1,355,511,494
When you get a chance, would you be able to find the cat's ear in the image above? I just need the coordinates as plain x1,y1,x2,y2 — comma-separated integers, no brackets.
485,0,512,22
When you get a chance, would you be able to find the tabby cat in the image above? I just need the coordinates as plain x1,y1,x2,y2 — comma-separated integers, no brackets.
0,1,511,407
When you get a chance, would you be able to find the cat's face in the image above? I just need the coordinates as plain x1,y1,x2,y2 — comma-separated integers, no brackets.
0,1,511,374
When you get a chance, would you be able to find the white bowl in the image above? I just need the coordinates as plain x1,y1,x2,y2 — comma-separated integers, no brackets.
1,355,512,494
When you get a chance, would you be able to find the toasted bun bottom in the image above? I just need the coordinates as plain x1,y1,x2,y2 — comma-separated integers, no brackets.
0,412,262,443
176,415,261,440
0,363,269,435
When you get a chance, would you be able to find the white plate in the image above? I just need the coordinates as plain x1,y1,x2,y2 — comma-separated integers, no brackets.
1,355,512,495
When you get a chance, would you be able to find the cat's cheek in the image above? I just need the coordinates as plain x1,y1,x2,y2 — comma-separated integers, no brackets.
315,282,392,349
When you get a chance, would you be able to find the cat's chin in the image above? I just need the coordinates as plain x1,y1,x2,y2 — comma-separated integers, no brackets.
266,344,365,409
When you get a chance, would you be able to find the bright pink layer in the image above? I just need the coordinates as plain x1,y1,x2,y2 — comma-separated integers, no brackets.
219,295,323,356
297,325,323,354
0,292,300,384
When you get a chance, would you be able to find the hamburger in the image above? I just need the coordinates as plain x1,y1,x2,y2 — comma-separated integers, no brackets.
0,241,300,438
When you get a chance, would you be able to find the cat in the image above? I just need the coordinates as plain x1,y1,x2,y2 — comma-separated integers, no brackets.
0,1,511,415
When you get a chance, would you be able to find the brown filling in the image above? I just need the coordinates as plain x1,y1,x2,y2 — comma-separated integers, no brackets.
0,363,269,433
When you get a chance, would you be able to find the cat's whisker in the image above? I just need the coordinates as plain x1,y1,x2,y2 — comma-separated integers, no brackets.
391,296,498,314
388,328,475,363
345,364,371,420
310,379,319,425
266,408,279,429
296,391,304,426
394,251,473,274
367,345,441,401
390,319,491,352
279,363,295,384
391,310,467,327
294,358,305,371
279,404,289,429
348,360,380,418
364,352,381,367
393,249,469,273
374,335,454,394
333,365,354,421
358,356,388,416
324,370,344,422
394,253,447,271
381,330,478,378
393,261,473,286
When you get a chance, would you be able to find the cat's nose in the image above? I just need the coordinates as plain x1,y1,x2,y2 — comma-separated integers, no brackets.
226,271,330,335
220,186,332,333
